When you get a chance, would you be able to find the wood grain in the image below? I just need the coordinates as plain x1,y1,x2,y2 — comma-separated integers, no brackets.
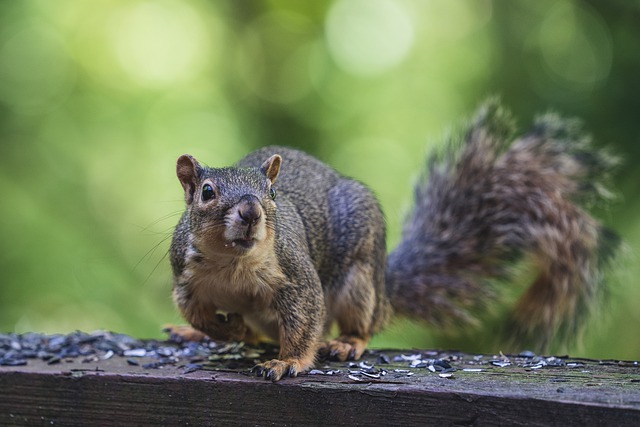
1,347,639,426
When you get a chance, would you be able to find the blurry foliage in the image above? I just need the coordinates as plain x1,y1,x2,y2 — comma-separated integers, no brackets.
0,0,638,359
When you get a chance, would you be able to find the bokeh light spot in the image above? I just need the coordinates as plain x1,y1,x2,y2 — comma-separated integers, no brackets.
325,0,414,76
107,0,211,88
419,0,492,43
537,3,612,90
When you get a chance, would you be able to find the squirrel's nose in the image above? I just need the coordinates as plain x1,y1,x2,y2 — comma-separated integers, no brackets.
237,194,262,225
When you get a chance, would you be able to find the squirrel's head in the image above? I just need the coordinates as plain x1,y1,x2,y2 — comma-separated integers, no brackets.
176,153,281,257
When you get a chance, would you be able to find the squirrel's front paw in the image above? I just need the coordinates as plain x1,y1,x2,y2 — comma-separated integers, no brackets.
209,313,248,341
252,358,307,381
222,313,248,341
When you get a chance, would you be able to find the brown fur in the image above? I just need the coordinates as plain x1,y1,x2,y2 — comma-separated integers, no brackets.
169,101,618,380
387,101,618,349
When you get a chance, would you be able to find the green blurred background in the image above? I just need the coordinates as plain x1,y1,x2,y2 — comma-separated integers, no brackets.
0,0,638,359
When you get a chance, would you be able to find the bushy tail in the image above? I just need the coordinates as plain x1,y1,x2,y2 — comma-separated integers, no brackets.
386,100,619,351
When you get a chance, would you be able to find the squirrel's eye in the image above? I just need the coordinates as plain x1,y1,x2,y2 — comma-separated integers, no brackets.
202,184,215,201
269,187,277,200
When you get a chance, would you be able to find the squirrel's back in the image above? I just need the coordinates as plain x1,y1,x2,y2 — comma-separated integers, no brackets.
237,146,392,336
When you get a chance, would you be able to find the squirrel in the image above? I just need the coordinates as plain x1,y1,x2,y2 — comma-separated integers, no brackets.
167,101,619,381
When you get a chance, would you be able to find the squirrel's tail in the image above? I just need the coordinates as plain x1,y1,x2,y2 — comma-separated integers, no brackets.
386,100,619,351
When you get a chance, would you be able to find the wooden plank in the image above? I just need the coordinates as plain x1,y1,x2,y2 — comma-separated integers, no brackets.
1,335,639,426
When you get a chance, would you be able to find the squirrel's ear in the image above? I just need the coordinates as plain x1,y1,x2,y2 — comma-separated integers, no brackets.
260,154,282,184
176,154,201,204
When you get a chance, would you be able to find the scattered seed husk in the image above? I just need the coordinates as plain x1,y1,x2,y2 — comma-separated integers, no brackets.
3,332,634,385
182,363,203,374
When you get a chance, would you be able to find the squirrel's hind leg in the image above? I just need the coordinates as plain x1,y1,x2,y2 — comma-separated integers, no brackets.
318,179,391,361
319,262,379,361
163,324,209,342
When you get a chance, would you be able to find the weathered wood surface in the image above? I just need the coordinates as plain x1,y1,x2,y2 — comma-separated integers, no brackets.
1,336,639,426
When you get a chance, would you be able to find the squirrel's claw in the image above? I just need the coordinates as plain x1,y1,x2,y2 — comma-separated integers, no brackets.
252,358,302,382
250,364,265,377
